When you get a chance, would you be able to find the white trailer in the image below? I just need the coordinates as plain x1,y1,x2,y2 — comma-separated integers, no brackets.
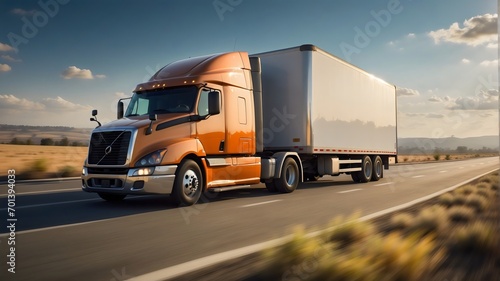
254,45,397,183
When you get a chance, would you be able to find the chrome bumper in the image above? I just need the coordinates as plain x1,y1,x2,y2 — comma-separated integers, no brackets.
81,165,177,195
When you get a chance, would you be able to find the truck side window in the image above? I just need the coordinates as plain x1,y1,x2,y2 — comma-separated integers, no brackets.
197,89,210,116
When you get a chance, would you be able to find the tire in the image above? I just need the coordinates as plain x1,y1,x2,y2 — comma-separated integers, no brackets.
172,159,202,206
98,193,126,202
371,156,383,181
276,158,299,193
265,181,278,192
355,156,372,183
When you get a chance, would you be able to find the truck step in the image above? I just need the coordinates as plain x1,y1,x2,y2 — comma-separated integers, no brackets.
208,185,252,193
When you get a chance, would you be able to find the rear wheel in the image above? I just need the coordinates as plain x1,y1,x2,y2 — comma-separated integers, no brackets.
353,156,372,183
98,193,126,202
172,159,202,206
276,158,299,193
371,156,383,181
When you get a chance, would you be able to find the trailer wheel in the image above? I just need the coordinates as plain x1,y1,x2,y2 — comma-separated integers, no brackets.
371,156,383,181
98,193,126,202
172,159,202,206
276,158,299,193
353,156,372,183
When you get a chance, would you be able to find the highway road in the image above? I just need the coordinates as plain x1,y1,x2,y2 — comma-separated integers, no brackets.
0,157,498,281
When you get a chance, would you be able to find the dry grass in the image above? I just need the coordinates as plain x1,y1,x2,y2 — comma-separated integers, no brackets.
454,184,476,196
437,193,454,207
388,212,414,231
447,206,474,223
407,206,448,237
324,213,375,247
397,154,497,163
0,144,87,177
449,222,498,255
465,194,489,212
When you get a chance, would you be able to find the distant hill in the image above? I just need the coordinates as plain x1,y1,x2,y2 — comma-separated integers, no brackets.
398,135,499,153
0,124,92,145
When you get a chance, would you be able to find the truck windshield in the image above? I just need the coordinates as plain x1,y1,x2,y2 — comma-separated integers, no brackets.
125,86,198,117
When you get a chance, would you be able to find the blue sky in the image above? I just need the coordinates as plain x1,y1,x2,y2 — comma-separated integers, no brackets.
0,0,497,138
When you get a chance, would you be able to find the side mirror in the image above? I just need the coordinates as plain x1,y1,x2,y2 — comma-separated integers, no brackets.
117,101,124,119
208,91,221,115
146,113,157,135
90,109,101,127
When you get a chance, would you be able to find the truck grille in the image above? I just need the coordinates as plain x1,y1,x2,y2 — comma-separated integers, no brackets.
88,131,131,165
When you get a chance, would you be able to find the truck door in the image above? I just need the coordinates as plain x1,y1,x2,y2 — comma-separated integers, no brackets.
195,88,226,155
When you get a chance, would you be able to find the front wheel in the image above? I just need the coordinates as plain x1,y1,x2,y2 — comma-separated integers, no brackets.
172,159,202,206
276,158,299,193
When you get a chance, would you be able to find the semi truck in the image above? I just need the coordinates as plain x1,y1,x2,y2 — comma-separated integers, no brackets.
82,44,397,206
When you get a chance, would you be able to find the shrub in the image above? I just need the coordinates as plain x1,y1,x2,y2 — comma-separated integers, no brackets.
28,158,49,172
313,232,443,281
261,228,331,280
452,194,467,205
475,188,493,199
325,213,375,247
389,213,414,231
455,184,476,196
447,206,474,223
58,165,77,177
465,194,489,212
445,154,451,160
437,193,454,207
475,182,490,189
408,206,448,237
433,154,440,161
450,222,498,255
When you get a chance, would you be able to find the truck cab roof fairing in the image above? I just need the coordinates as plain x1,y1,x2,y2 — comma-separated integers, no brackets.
135,52,252,92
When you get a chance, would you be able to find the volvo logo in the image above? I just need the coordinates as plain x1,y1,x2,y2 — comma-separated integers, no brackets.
105,145,112,155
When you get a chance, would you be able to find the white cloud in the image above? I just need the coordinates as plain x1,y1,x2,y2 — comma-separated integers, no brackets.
397,87,420,97
428,13,498,47
61,66,105,80
0,64,12,72
426,113,445,119
407,33,416,39
428,96,442,102
0,94,45,110
461,58,471,64
450,93,498,111
42,96,92,111
114,92,129,99
479,59,498,67
0,42,14,52
1,55,21,62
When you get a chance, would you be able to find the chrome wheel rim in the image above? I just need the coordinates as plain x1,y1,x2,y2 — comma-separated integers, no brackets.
182,170,199,197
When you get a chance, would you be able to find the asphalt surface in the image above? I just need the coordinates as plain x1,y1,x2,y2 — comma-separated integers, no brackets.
0,157,498,281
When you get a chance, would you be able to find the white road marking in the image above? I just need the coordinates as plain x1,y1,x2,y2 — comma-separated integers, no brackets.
439,170,448,173
0,198,100,211
458,167,464,169
374,182,393,187
411,175,425,178
338,189,362,194
0,188,79,198
240,200,282,208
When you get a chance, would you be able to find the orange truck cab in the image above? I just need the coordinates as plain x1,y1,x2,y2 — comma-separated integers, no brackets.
82,45,397,206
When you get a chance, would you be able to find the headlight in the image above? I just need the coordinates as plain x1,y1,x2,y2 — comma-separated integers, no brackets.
135,149,167,167
132,167,155,176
